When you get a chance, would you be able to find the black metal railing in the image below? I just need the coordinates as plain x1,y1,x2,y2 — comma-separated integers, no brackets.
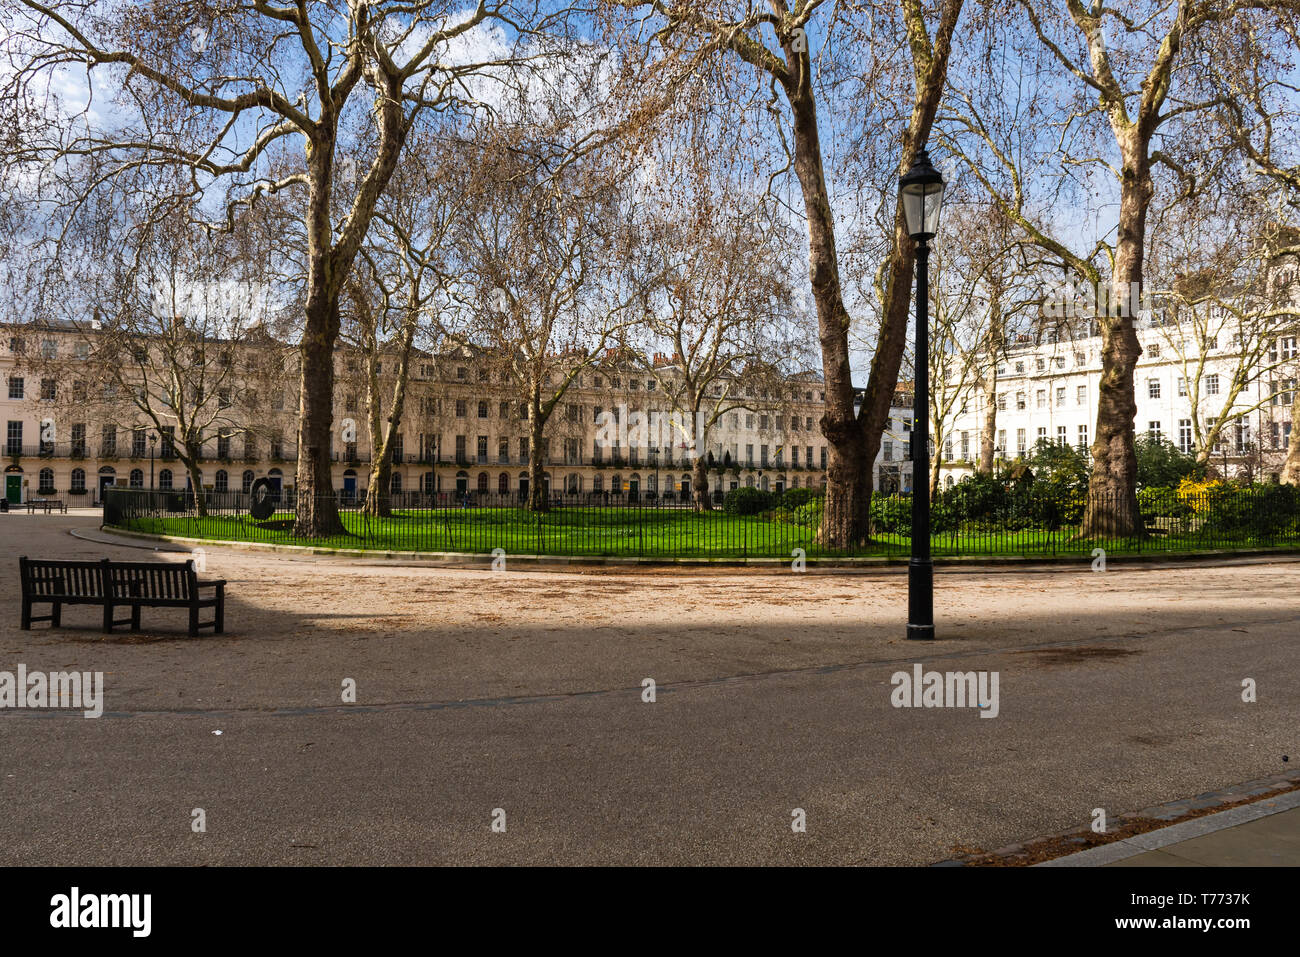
101,485,1300,560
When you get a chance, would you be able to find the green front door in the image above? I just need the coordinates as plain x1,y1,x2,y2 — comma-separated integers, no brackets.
5,475,21,504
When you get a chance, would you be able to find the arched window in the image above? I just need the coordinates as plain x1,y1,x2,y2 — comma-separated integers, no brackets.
567,473,580,493
158,469,173,490
477,472,489,492
421,471,435,494
242,470,255,493
592,475,604,493
745,475,755,488
611,474,622,494
477,400,488,419
38,467,55,494
70,468,86,492
214,470,228,492
390,472,402,494
129,469,144,488
944,474,955,489
498,472,509,494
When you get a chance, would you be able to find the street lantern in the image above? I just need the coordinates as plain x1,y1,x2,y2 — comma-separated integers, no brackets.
148,431,158,493
899,149,946,239
899,149,946,641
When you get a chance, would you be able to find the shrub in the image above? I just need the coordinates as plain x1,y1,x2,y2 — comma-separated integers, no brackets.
870,493,911,534
1137,486,1192,520
792,498,823,527
723,486,774,515
780,487,818,510
1136,435,1204,488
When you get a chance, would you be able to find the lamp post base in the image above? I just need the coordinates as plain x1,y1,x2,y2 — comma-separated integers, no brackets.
906,622,936,641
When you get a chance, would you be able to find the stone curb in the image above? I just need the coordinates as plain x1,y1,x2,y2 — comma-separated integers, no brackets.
933,769,1300,867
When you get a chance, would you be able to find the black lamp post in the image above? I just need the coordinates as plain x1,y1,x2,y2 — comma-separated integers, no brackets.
148,431,157,492
899,149,946,641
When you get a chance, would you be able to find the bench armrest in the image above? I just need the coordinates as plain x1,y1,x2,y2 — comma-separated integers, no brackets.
196,578,227,589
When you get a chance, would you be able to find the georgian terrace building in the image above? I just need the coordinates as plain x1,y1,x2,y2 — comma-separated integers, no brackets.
1,321,863,505
936,316,1297,489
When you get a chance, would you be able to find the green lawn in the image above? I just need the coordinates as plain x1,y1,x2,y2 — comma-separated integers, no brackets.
109,505,1297,560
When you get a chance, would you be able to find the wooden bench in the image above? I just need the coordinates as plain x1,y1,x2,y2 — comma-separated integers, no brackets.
25,499,67,514
19,556,225,637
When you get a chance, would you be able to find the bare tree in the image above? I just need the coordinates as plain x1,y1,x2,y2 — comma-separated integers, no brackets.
0,0,554,536
628,153,801,510
342,129,468,515
598,0,964,546
451,129,640,511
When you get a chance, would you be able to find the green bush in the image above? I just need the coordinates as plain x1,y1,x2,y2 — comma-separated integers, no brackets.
1137,486,1192,520
792,498,824,527
1136,435,1204,488
780,487,819,510
871,494,911,534
723,486,774,515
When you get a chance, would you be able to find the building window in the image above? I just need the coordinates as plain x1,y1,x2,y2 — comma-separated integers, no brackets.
1177,376,1187,397
478,400,488,419
1056,387,1065,407
996,393,1006,411
6,420,23,456
1148,379,1161,399
944,439,953,462
1078,424,1088,448
39,467,55,494
455,399,467,417
70,468,86,492
1076,385,1086,405
1148,421,1162,442
242,470,255,493
1147,343,1161,359
158,469,173,490
1016,392,1026,410
214,470,228,492
1036,390,1046,409
1178,419,1193,454
40,378,56,400
129,469,144,488
1205,374,1220,396
7,376,22,399
1056,426,1067,446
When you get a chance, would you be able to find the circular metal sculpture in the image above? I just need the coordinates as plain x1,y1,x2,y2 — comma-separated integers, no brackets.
248,477,276,520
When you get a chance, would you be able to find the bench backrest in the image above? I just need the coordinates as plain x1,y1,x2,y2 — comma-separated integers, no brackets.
106,561,196,601
19,558,107,598
20,557,196,600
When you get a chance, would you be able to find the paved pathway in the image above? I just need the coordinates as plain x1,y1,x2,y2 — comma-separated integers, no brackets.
1,514,1297,865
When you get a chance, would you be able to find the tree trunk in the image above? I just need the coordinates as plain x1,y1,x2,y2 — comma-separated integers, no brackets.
293,291,345,537
527,398,548,512
1282,387,1300,484
1080,157,1147,538
180,455,207,517
692,455,710,511
978,375,998,474
366,455,392,517
783,59,869,548
930,444,942,498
